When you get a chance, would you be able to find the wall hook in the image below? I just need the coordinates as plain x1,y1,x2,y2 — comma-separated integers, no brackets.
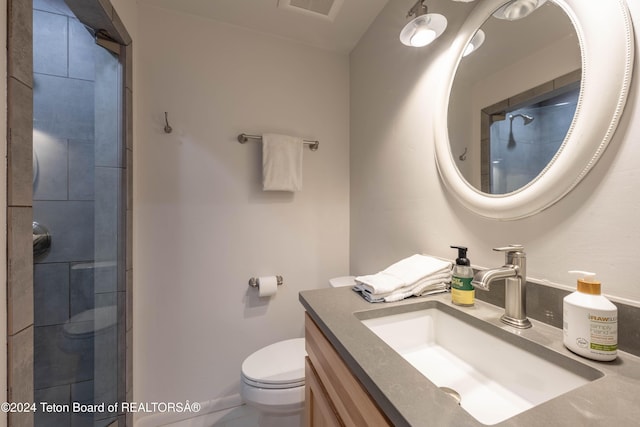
164,112,173,134
459,147,467,161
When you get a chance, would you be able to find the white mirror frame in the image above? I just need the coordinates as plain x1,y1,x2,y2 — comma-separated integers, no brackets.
434,0,634,220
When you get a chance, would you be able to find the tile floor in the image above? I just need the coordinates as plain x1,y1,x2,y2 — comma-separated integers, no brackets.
163,405,260,427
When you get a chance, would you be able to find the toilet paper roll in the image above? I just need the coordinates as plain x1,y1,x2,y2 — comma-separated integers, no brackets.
258,276,278,297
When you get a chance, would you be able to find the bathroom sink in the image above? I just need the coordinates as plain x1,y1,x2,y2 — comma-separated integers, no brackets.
359,303,603,425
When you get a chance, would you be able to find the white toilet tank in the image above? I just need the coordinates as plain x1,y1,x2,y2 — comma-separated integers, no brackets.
329,276,356,288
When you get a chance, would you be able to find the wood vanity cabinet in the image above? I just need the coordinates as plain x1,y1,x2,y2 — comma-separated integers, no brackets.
304,313,393,427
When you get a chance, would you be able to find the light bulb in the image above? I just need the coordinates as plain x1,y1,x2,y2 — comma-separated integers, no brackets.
462,29,485,57
503,2,535,20
493,0,546,21
400,13,447,47
411,27,437,47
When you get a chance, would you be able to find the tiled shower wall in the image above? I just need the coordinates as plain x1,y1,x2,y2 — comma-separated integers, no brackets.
6,0,133,425
488,87,579,194
33,1,123,425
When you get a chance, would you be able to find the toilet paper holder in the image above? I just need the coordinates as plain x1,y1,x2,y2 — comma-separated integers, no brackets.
248,276,283,288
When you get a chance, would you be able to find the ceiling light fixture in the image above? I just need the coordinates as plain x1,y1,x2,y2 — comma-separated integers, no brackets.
493,0,547,21
462,29,485,56
400,0,447,48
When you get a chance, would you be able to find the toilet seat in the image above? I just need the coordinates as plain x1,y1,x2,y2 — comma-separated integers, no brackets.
241,338,306,390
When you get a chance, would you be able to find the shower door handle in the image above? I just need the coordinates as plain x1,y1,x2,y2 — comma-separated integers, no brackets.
33,221,51,258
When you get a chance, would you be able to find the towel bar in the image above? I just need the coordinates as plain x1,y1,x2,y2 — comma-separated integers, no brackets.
237,133,319,151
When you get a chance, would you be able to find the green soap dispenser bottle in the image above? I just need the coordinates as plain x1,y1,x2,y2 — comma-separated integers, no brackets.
450,246,474,306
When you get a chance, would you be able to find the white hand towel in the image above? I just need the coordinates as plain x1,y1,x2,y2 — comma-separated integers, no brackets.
352,281,448,303
352,272,405,294
383,254,451,287
353,272,451,302
262,133,303,192
383,275,451,302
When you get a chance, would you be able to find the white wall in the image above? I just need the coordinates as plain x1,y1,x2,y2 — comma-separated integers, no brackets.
134,2,350,410
111,0,137,39
350,0,640,305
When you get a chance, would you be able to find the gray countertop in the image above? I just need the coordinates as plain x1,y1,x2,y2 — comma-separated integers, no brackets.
299,287,640,426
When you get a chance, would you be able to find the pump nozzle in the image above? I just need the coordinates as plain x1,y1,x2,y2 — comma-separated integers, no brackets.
569,270,597,282
450,246,470,266
569,270,601,295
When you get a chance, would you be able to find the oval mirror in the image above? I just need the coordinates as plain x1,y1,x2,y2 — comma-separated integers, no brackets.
434,0,634,220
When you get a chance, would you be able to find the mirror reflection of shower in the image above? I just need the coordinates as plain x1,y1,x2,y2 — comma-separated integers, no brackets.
488,82,579,194
507,113,535,149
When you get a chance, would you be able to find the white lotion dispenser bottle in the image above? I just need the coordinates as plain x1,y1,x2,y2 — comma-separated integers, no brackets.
563,271,618,361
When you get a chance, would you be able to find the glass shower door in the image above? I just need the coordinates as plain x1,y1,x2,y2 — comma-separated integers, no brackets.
32,0,126,425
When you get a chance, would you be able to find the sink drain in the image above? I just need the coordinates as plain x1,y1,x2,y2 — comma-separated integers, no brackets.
439,387,461,405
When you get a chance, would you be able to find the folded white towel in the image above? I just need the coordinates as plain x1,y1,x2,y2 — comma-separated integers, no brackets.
353,272,404,295
262,133,303,192
353,273,451,303
355,254,452,295
383,275,450,302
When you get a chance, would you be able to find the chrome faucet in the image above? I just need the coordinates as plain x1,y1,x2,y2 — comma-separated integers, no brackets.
472,245,532,329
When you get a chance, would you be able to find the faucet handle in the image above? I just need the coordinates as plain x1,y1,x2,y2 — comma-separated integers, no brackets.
494,245,525,266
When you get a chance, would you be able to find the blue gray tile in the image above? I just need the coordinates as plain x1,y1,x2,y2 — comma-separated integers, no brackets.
33,132,68,201
69,18,96,81
34,384,71,427
69,139,95,201
94,46,123,167
93,306,118,412
34,0,74,16
33,200,95,263
70,262,95,318
69,262,121,314
34,263,70,326
95,292,117,309
94,167,121,269
70,380,93,410
33,73,95,141
34,324,93,389
95,261,118,294
71,379,116,426
33,10,68,77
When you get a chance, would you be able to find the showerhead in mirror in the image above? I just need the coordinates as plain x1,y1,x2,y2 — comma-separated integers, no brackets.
509,113,534,125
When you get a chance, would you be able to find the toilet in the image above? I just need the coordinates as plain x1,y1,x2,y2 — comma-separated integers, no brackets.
59,305,118,395
240,276,356,427
60,305,118,353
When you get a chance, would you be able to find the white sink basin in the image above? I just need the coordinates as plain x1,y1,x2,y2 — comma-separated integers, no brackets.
360,304,603,425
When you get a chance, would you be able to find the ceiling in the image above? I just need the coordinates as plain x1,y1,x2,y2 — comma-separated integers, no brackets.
456,2,578,83
138,0,390,53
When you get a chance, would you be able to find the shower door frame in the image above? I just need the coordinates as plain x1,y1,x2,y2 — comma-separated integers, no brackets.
6,0,133,426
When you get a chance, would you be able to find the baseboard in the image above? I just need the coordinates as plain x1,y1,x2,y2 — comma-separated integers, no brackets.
134,394,243,427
